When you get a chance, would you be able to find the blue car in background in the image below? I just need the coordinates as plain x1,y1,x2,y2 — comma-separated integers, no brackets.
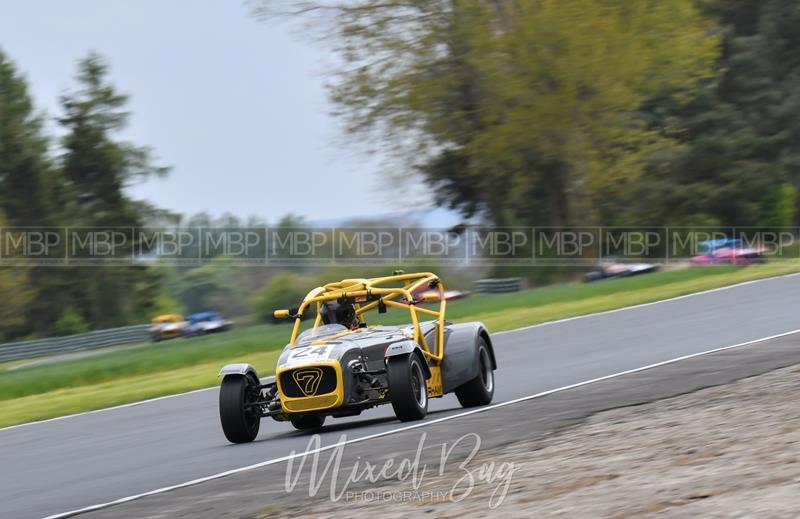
183,311,233,337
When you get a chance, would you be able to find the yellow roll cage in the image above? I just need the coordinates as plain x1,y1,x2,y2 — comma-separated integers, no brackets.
274,272,446,362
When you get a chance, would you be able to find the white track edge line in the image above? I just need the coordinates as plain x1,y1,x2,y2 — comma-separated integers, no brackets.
4,270,798,434
41,327,800,519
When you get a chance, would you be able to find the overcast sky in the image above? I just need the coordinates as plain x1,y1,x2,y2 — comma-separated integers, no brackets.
0,0,433,223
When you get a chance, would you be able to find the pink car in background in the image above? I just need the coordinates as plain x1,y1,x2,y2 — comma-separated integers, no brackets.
691,239,766,265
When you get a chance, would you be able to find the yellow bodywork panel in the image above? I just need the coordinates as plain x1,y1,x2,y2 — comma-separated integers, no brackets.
151,314,183,324
426,365,444,398
275,361,344,413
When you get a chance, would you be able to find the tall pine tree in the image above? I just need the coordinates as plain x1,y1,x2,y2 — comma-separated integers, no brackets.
57,53,169,328
0,49,52,224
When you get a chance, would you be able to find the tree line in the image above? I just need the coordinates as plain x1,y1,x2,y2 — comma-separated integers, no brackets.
0,50,307,340
257,0,799,228
0,50,168,339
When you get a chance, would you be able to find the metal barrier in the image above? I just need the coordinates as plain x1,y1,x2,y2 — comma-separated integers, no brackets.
474,277,523,294
0,325,151,363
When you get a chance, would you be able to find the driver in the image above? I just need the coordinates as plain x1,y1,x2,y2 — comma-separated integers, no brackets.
320,301,360,329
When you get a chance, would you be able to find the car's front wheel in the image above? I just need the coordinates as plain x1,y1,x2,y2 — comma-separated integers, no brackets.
387,354,428,421
454,338,494,407
219,375,261,443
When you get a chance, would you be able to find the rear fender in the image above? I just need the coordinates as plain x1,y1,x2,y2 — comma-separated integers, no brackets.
441,322,496,393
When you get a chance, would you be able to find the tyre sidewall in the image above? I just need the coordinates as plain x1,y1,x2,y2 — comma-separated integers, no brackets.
387,353,428,421
454,339,495,407
219,375,260,443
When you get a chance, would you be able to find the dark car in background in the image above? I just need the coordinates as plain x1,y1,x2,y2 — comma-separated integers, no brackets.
584,260,658,283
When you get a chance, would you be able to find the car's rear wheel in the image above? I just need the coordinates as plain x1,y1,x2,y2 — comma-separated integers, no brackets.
290,413,326,430
454,339,494,407
387,354,428,421
219,375,261,443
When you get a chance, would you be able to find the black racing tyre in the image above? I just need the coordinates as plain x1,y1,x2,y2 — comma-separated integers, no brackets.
290,413,326,430
454,338,494,407
219,375,261,443
387,354,428,421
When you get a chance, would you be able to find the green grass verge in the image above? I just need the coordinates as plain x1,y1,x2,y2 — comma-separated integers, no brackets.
0,351,282,427
0,263,797,427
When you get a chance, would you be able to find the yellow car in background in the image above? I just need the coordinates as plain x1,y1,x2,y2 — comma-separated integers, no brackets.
150,314,186,342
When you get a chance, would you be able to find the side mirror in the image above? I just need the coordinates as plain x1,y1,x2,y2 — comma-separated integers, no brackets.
273,309,290,319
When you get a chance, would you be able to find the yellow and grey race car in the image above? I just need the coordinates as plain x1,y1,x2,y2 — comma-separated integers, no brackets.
218,272,497,443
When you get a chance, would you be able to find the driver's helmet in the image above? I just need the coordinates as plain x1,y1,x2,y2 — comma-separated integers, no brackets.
320,301,359,329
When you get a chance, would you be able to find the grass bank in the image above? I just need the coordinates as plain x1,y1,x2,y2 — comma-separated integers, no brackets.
1,263,797,427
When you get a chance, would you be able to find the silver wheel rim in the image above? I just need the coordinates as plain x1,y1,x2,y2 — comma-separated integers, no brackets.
479,348,493,392
411,361,427,408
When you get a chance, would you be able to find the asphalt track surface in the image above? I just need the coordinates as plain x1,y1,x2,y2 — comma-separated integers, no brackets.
82,323,800,518
2,274,800,519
